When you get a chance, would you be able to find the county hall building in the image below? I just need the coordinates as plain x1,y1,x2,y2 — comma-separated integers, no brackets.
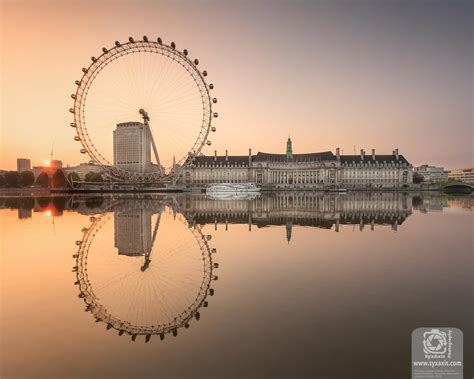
179,138,413,189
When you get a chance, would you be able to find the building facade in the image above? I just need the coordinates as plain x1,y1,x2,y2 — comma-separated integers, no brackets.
448,168,474,184
113,122,152,173
17,158,31,172
178,138,413,189
414,165,448,183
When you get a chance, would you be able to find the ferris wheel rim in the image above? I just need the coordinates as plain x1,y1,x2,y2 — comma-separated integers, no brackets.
74,202,215,336
71,38,215,182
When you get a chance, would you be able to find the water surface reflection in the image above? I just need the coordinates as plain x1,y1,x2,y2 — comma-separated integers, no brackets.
0,192,472,378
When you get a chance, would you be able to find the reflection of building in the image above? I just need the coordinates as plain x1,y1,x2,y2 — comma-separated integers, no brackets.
179,138,413,189
113,122,152,173
18,208,32,219
183,192,413,238
414,165,448,182
448,168,474,183
17,158,31,172
114,208,153,256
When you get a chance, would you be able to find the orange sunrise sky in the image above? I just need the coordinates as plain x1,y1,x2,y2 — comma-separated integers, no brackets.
1,0,472,170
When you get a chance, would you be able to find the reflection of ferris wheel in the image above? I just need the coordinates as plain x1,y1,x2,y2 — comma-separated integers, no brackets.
69,36,218,182
73,202,218,342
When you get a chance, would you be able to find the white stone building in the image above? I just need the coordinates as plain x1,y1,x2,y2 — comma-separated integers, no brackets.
448,168,474,183
414,165,448,182
178,138,413,189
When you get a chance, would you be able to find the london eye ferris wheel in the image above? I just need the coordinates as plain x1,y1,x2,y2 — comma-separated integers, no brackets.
69,36,217,182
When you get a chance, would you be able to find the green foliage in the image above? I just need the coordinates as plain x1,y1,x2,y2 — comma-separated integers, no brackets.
20,171,35,187
4,171,21,187
0,175,5,187
67,172,81,184
52,169,69,188
413,172,424,184
36,172,50,188
84,171,103,182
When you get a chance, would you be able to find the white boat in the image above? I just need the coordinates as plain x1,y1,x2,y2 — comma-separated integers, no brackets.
207,192,260,200
206,183,260,195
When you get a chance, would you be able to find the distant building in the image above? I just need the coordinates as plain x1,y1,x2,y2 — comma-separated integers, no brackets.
178,138,413,189
63,163,105,180
448,168,474,183
113,122,152,173
17,158,31,172
414,165,448,182
51,160,63,169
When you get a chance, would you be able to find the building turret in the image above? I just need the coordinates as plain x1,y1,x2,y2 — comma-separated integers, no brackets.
286,137,293,159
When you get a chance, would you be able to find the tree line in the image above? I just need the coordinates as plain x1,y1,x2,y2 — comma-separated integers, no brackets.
0,170,103,188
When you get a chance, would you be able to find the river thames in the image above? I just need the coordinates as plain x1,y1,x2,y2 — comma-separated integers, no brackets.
1,192,472,378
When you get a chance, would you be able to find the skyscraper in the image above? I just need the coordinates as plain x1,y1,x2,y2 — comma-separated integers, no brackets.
113,122,151,173
17,158,31,172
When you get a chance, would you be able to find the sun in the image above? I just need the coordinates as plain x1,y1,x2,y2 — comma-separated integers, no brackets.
43,160,51,167
44,210,52,217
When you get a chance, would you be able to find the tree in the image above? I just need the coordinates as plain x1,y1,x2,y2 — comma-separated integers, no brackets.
67,172,81,185
0,175,5,187
36,172,50,188
413,172,424,184
85,171,103,182
52,169,69,188
4,171,21,187
20,171,35,187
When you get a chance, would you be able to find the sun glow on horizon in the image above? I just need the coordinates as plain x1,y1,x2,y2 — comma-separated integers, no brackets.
43,160,51,167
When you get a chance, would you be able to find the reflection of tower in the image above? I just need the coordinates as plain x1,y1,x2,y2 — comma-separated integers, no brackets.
286,220,293,243
114,208,153,256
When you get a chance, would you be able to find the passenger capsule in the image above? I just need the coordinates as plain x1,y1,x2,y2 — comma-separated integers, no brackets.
211,248,217,254
157,37,162,44
102,47,108,53
213,262,219,268
213,275,218,281
209,83,214,89
70,122,76,128
74,136,80,141
71,94,76,99
211,126,216,132
170,42,176,49
206,140,212,146
91,56,97,62
203,301,208,307
75,241,82,245
207,235,212,240
69,108,75,114
183,49,188,56
213,112,218,118
194,58,199,65
202,70,207,76
209,288,215,296
82,67,88,73
143,35,148,42
115,40,121,47
128,36,134,43
80,149,87,154
75,80,81,85
212,98,217,104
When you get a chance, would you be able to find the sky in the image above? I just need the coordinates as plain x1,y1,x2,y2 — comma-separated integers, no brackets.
1,0,472,170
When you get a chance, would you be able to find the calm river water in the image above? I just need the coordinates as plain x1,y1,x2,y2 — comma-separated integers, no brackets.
1,192,472,379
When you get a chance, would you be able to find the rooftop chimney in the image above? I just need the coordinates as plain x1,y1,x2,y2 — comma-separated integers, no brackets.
248,148,252,165
394,148,399,160
225,150,228,161
214,150,217,161
360,149,365,160
372,149,375,160
336,147,340,160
